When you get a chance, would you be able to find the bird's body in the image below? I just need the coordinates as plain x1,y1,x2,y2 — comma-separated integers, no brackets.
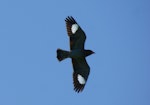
70,49,92,58
70,49,84,58
56,16,94,93
57,49,93,60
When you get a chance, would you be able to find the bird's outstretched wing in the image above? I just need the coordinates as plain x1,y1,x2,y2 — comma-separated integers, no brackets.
72,58,90,93
65,16,86,50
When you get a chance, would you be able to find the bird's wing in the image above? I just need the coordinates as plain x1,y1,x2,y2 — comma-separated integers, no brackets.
65,16,86,50
72,58,90,93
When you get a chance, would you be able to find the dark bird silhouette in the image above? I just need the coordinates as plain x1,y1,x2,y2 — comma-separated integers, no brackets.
56,16,94,93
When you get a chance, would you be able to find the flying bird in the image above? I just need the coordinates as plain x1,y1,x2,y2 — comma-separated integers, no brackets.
56,16,94,93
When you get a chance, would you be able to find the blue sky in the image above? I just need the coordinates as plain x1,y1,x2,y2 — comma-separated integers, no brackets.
0,0,150,105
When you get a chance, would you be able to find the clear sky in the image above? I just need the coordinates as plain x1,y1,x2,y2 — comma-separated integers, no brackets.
0,0,150,105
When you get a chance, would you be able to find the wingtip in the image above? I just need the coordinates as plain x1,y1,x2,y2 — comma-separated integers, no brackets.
65,16,77,24
73,72,86,93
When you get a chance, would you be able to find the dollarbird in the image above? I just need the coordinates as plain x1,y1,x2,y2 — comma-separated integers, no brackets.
56,16,94,93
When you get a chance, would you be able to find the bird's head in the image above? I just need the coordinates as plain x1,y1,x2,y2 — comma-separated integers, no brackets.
84,50,95,57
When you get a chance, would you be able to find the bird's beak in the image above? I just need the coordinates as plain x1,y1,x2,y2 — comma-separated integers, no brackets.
92,51,95,54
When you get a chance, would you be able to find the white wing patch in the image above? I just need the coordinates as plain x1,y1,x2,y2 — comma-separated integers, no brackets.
77,74,86,84
71,24,78,34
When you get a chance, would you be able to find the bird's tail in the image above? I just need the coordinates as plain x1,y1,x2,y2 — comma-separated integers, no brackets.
57,49,70,61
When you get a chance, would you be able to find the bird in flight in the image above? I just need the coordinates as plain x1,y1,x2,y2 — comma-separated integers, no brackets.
56,16,94,93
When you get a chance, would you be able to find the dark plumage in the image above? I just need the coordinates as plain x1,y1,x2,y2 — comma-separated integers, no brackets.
56,16,94,93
